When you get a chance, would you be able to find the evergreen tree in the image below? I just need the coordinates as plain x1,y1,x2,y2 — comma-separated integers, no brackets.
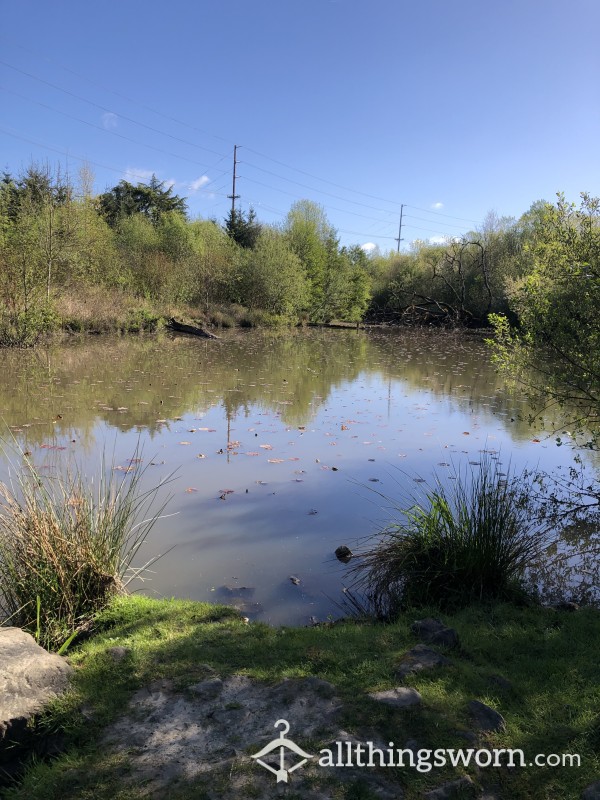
98,175,187,227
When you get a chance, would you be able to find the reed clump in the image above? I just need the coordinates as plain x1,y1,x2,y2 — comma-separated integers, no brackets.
0,456,168,650
351,457,548,619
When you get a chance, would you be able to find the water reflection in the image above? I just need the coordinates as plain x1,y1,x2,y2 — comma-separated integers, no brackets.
0,328,595,624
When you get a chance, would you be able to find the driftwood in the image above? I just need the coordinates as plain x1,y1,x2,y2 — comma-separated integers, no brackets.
166,318,220,339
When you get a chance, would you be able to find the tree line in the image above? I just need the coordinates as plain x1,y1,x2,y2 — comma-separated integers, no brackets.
0,163,598,438
0,165,372,343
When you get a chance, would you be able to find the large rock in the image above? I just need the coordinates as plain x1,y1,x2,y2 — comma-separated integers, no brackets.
582,781,600,800
368,687,422,709
0,627,73,753
411,618,459,648
395,644,452,679
468,699,506,732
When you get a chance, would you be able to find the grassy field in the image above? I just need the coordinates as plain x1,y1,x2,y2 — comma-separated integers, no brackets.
4,595,599,800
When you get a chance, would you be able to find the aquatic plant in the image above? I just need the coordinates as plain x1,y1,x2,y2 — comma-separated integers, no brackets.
350,456,549,618
0,453,171,650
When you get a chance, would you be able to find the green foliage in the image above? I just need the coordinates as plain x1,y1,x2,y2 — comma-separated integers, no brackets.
97,175,187,227
242,228,308,318
224,206,261,249
489,193,600,442
0,305,60,347
285,200,332,316
350,458,547,618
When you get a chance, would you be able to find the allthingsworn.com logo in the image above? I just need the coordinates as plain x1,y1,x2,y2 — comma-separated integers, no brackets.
251,720,582,783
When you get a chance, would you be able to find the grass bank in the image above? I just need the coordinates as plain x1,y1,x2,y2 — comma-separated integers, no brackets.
4,594,600,800
0,288,308,347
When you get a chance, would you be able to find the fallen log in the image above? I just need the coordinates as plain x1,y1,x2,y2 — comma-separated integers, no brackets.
166,318,220,339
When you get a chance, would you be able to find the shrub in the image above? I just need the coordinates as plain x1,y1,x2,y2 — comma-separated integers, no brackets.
350,457,548,618
0,306,60,347
0,454,170,650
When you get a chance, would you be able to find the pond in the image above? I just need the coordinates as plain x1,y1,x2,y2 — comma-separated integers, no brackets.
0,327,594,624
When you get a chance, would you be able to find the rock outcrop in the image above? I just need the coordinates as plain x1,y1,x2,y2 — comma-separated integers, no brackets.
0,627,73,771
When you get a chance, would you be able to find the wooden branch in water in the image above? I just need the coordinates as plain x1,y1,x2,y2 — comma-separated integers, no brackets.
166,318,220,339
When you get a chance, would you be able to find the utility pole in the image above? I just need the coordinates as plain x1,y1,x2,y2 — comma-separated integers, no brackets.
227,144,240,216
395,204,405,253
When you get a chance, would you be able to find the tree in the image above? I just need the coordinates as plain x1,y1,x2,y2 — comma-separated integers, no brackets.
224,206,261,249
242,228,308,318
98,175,186,227
489,193,600,444
284,200,335,318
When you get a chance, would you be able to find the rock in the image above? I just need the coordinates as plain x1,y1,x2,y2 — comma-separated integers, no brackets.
0,627,73,763
395,644,452,679
368,687,422,709
424,775,477,799
335,545,353,562
411,618,459,648
582,781,600,799
468,699,506,732
107,646,131,662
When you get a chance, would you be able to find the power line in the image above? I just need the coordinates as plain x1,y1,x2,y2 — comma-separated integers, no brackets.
0,51,488,231
0,37,237,148
242,159,401,214
404,204,481,225
0,58,229,160
241,175,401,225
402,212,474,232
0,85,230,176
0,125,229,198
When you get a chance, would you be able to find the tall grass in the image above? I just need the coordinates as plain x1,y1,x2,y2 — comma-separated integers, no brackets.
350,457,549,619
0,454,170,650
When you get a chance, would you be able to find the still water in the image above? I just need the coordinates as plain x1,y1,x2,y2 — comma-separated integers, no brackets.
0,328,590,624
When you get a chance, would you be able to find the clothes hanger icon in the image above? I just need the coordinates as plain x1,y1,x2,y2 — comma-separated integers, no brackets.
251,719,314,783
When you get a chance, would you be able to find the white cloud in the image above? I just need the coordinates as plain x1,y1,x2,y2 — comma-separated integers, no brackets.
431,202,444,210
163,178,177,190
429,235,447,244
123,167,154,183
102,112,118,130
361,242,377,253
189,175,210,193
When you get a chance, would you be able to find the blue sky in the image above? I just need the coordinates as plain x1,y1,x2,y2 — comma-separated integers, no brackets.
1,0,598,250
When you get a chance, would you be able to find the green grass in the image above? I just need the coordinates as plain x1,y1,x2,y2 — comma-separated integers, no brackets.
3,595,599,800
